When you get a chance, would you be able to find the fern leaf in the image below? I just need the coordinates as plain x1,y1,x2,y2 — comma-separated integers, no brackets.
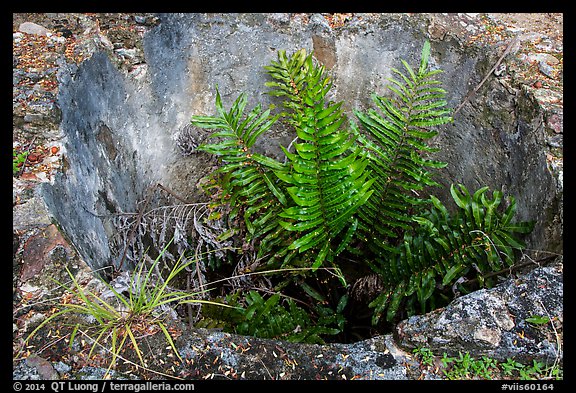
354,41,452,259
369,184,534,324
192,87,287,250
265,49,373,269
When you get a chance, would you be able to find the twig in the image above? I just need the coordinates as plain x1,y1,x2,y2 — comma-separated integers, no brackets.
156,183,192,204
117,185,156,271
258,357,274,380
537,299,562,378
36,334,68,356
453,35,520,117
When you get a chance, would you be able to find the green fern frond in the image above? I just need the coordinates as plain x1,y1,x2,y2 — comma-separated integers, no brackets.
208,290,341,344
266,49,374,269
192,87,286,249
353,41,452,257
369,184,535,324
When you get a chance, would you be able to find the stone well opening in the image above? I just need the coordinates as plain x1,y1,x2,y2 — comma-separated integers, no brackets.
40,13,562,343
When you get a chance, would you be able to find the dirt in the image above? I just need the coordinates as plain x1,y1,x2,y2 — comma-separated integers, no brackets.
487,13,563,41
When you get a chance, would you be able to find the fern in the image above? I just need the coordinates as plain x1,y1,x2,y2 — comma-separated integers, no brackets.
200,290,344,344
192,88,290,260
265,49,374,269
189,43,536,339
368,183,535,324
353,41,452,256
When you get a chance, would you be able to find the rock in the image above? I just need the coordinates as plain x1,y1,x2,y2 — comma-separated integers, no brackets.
169,329,417,380
547,134,562,148
13,362,135,381
18,22,50,36
267,13,291,25
114,47,143,64
13,196,53,231
546,112,563,134
428,18,447,40
539,61,557,79
20,224,72,282
23,113,45,124
395,261,563,365
53,362,71,375
134,15,147,24
25,355,59,379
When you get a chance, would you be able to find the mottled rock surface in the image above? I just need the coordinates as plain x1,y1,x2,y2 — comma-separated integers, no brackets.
396,261,563,365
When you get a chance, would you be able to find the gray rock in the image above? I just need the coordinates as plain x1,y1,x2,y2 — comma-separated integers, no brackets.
13,361,42,380
24,355,59,379
396,261,563,365
23,113,45,123
547,134,562,148
13,195,53,231
53,362,71,375
19,22,50,36
539,61,557,79
171,329,417,380
546,112,563,134
134,15,147,24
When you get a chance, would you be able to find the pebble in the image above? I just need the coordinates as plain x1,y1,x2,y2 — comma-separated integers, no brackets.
134,15,147,24
19,22,50,36
547,134,562,148
53,362,71,374
538,61,556,79
115,48,140,63
25,355,59,379
546,113,563,134
49,35,67,45
24,114,45,124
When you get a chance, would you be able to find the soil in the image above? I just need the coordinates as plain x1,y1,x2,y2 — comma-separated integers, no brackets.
487,13,563,41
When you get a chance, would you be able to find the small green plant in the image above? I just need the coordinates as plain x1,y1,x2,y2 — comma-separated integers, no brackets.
413,346,435,367
197,276,348,344
472,356,498,379
227,290,345,344
525,315,551,325
13,147,28,175
368,183,534,324
445,352,475,379
439,351,563,380
500,358,525,376
22,241,235,376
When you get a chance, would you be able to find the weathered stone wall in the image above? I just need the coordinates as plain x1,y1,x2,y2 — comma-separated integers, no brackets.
40,13,562,273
